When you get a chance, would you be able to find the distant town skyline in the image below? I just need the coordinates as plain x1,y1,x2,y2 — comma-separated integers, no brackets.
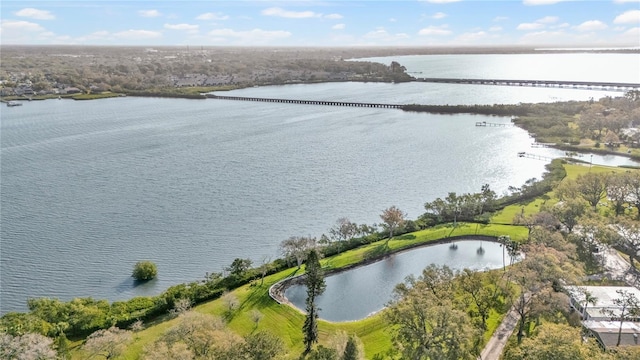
1,1,639,47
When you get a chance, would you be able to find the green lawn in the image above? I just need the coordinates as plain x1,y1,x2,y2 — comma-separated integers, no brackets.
563,163,628,179
490,197,550,225
87,223,526,359
71,92,123,100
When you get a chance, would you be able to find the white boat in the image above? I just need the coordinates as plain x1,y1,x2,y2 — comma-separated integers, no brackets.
6,100,22,107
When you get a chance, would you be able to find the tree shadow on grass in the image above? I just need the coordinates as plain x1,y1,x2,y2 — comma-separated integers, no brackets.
365,240,391,260
240,267,303,310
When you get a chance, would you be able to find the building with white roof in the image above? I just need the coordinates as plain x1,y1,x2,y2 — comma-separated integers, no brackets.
567,286,640,321
567,286,640,349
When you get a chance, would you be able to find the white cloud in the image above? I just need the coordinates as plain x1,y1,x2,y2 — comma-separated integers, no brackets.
432,12,447,20
494,16,509,22
614,10,640,24
537,16,559,24
261,7,321,19
138,10,161,18
0,19,45,32
523,0,569,5
15,8,55,20
164,23,199,31
418,26,452,36
613,0,640,3
389,18,397,22
575,20,608,32
74,30,112,43
0,20,49,44
363,27,410,42
114,29,162,39
489,26,503,32
517,22,545,30
622,27,640,40
325,14,343,20
332,24,346,30
517,16,561,31
196,12,229,21
207,28,292,43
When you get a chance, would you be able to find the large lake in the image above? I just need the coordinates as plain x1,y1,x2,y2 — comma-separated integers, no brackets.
1,53,639,313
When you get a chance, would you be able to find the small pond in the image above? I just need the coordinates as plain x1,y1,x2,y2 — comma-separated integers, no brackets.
284,239,515,322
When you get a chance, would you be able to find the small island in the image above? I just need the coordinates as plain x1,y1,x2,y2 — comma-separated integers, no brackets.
132,261,158,282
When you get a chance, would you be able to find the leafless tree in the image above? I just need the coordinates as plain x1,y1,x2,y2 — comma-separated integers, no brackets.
82,326,132,360
280,236,316,269
0,332,57,360
380,206,406,239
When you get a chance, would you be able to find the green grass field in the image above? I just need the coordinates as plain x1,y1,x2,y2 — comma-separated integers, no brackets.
75,222,527,359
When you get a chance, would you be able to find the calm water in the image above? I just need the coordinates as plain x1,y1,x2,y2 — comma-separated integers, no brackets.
1,53,638,313
360,53,640,83
284,240,512,322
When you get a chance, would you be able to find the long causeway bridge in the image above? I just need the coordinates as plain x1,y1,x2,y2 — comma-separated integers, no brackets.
416,77,640,91
206,94,402,109
207,77,640,109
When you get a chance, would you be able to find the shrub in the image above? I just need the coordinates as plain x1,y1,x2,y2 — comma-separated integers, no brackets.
132,261,158,281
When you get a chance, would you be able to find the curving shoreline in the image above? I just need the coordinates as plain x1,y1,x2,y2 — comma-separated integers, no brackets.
269,235,500,311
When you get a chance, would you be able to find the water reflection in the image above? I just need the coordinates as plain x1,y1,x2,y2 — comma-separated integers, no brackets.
284,239,516,322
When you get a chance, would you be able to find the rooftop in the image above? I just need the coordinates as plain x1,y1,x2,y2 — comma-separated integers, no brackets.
583,320,640,348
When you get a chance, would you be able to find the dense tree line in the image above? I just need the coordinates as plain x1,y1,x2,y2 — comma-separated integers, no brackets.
0,46,414,95
401,103,531,116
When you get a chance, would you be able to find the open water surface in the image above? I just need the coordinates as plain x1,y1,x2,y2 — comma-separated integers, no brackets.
1,53,639,313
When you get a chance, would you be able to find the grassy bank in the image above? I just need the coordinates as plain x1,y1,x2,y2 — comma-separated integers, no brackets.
87,222,526,359
0,86,240,103
123,85,240,98
70,92,123,100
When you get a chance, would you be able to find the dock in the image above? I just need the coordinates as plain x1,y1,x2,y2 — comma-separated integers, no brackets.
475,121,512,127
530,142,556,148
517,152,555,162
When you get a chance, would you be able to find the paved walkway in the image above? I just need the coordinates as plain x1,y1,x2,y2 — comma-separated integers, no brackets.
479,303,519,360
599,246,640,286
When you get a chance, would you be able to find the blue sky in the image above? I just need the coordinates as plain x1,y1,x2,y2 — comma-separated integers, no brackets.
1,1,639,47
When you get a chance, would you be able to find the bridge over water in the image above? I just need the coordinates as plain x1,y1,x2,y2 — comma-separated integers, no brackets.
416,77,640,91
206,94,402,109
207,77,640,108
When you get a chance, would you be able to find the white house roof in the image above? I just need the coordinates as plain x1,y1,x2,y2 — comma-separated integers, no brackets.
567,286,640,309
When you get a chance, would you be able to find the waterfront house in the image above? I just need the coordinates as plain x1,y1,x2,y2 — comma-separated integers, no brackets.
567,286,640,350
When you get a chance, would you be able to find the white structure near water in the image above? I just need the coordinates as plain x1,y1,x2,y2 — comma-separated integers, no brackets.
567,286,640,349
